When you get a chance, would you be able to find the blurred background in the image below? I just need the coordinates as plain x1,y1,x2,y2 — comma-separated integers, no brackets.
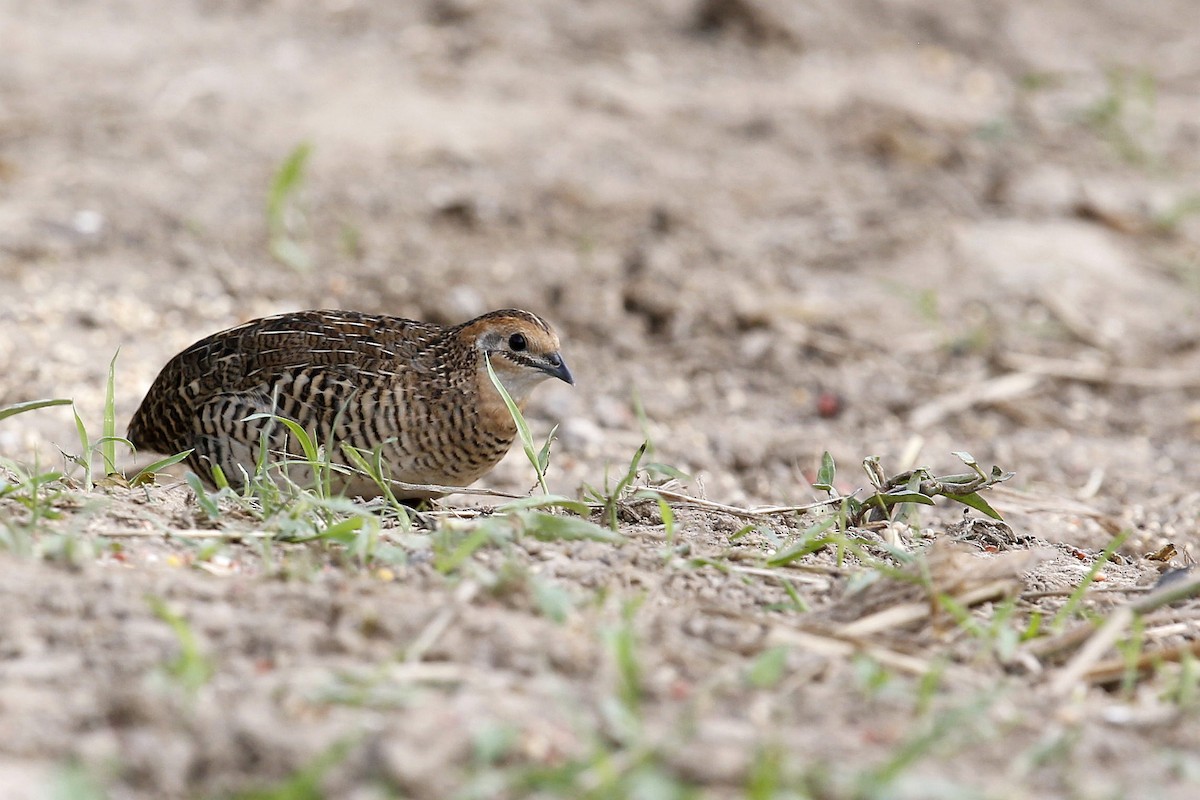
2,0,1199,509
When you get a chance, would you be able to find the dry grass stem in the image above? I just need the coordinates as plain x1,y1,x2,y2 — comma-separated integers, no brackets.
1000,353,1200,389
93,528,276,539
843,579,1019,637
909,372,1043,428
1082,639,1200,687
646,486,844,518
403,580,480,665
1039,573,1200,694
1048,606,1136,696
765,624,986,686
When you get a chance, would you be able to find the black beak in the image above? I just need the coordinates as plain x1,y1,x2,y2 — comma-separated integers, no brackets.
544,352,574,385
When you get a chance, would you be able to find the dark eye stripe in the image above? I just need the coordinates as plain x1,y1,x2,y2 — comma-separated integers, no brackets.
505,351,542,371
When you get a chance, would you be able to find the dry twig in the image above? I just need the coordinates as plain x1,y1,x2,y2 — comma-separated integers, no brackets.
840,579,1018,638
1036,572,1200,695
909,372,1042,428
640,487,843,519
1000,353,1200,389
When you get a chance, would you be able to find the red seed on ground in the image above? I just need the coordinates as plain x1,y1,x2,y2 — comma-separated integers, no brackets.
816,391,843,419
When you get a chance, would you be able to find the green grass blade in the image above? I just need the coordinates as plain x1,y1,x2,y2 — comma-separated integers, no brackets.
814,451,836,492
95,435,133,451
608,599,644,714
631,386,655,455
242,412,322,487
643,461,690,482
210,465,231,491
747,647,788,690
865,490,935,520
951,450,986,478
767,517,837,567
231,738,356,800
486,352,534,451
601,441,648,530
130,450,194,486
532,578,574,623
497,495,591,516
944,491,1003,520
1050,529,1131,630
269,238,311,272
634,489,676,556
186,472,221,519
288,516,364,544
146,595,214,693
52,760,109,800
612,442,647,497
340,443,411,524
71,405,92,490
537,423,558,474
485,352,548,493
267,142,311,230
266,143,313,271
520,511,623,543
102,348,119,475
434,527,492,574
855,694,992,794
0,398,72,422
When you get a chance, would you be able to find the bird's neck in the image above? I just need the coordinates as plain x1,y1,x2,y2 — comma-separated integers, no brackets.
474,363,522,439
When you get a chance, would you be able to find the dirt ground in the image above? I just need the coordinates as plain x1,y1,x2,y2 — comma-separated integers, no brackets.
4,0,1200,797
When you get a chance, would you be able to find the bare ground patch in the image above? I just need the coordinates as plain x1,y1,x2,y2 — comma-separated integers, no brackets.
4,0,1200,797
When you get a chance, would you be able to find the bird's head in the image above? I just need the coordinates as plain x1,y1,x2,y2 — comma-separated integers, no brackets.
458,309,573,403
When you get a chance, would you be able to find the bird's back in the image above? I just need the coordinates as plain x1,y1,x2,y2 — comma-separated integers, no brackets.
128,309,484,494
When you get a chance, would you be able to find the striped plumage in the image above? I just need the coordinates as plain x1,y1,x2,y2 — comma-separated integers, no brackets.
128,309,573,499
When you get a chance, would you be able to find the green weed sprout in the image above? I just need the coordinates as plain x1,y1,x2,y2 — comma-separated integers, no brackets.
485,352,556,495
267,142,313,271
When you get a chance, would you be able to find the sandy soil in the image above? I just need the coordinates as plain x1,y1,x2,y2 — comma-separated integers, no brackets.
3,0,1200,797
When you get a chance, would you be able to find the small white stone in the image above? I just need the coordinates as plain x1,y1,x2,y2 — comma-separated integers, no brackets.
71,209,105,236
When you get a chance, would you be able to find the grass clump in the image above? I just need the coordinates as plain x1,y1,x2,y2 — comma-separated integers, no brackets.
819,450,1013,529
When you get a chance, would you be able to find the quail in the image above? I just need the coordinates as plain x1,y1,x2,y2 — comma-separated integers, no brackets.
127,309,573,498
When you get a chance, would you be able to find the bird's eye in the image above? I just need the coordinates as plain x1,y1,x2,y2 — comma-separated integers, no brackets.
508,333,527,352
